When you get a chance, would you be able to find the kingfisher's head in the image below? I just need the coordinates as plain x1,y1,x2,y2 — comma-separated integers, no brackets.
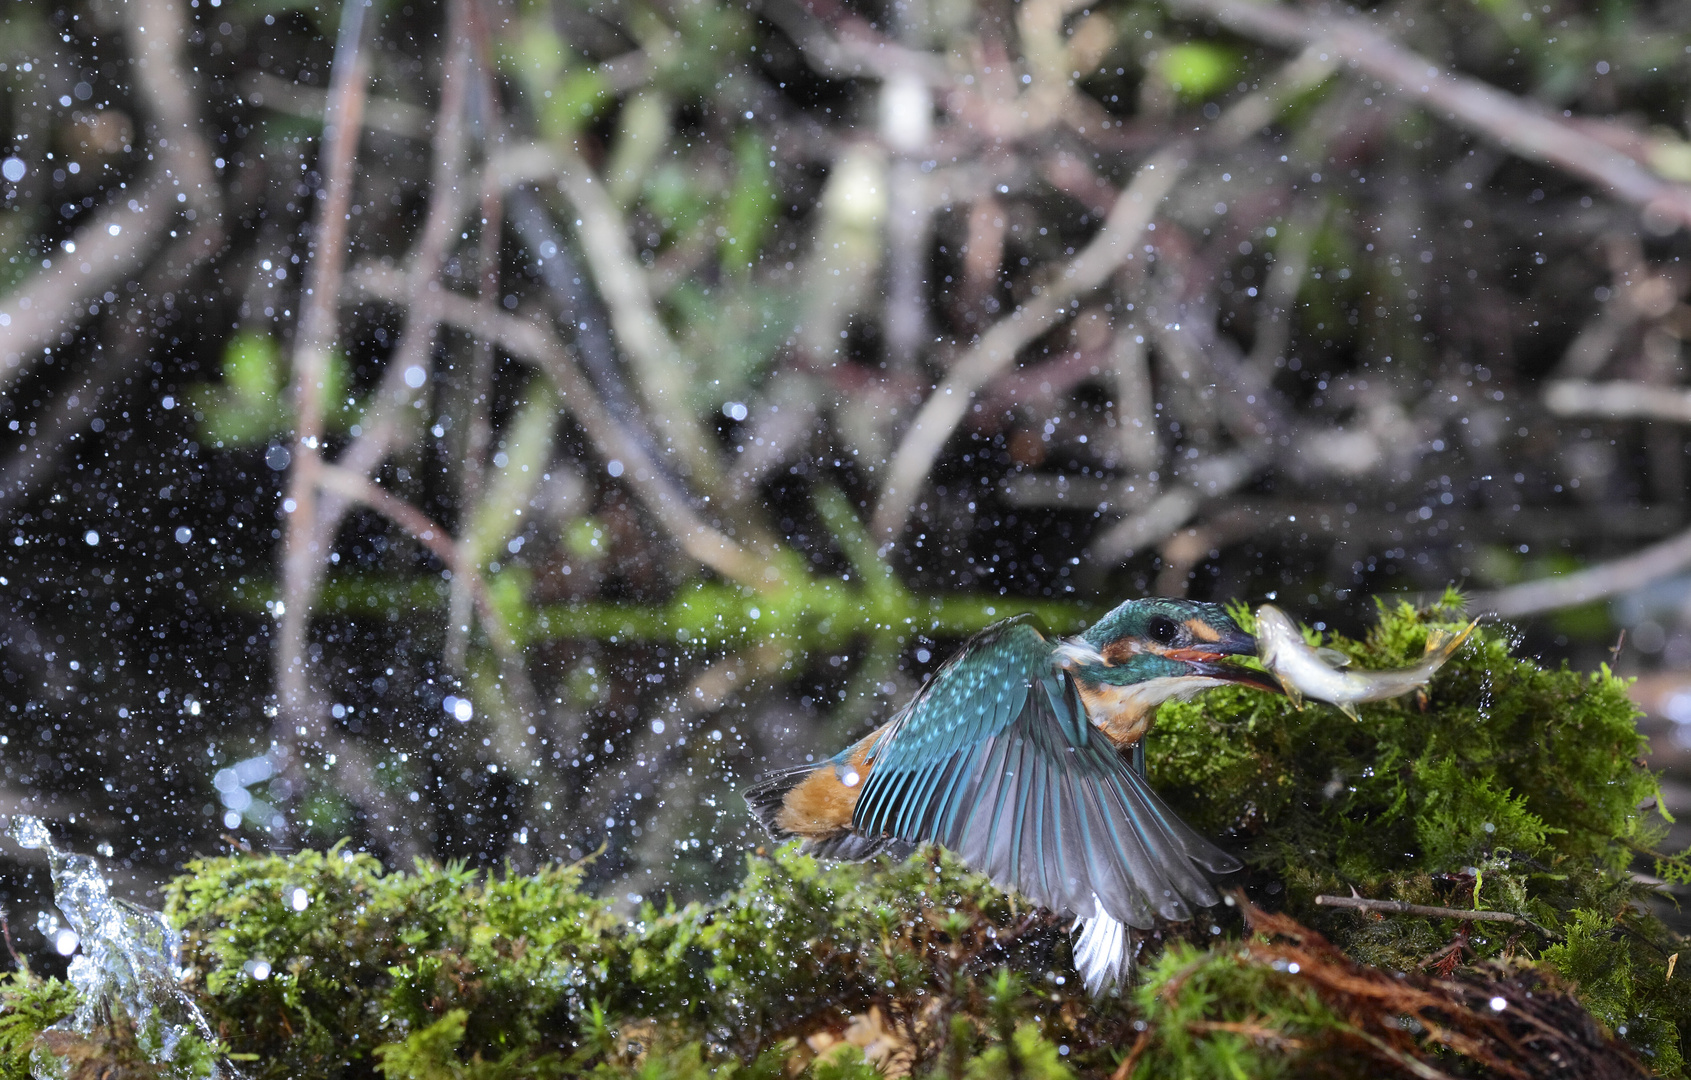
1058,598,1279,692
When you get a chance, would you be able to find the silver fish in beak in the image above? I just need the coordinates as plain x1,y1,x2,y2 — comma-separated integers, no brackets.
1254,604,1478,722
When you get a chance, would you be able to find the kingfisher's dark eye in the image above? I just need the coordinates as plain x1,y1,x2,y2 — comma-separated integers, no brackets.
1148,616,1180,645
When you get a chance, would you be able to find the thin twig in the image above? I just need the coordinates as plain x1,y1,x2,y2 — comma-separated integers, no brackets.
870,140,1189,544
0,0,222,384
316,464,460,568
446,22,509,676
241,71,434,140
343,266,773,589
317,459,558,856
1105,321,1159,477
274,0,474,792
1544,380,1691,423
870,47,1336,547
1248,199,1323,371
320,735,421,865
449,0,563,865
1090,452,1260,562
331,31,472,487
0,0,225,386
1340,1024,1460,1080
129,0,219,205
273,0,373,794
525,319,773,590
282,9,481,770
1313,894,1564,942
761,0,950,89
0,175,180,383
549,151,726,491
0,227,219,516
1165,0,1691,229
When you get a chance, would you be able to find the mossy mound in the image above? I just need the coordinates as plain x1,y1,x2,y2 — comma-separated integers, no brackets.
1151,592,1691,1070
0,594,1686,1077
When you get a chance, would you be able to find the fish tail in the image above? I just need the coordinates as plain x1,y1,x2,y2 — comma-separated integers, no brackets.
1423,618,1480,662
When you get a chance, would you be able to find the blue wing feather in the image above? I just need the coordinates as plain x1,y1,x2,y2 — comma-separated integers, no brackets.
850,615,1238,930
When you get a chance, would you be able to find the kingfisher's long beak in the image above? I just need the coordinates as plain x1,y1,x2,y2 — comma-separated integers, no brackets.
1164,622,1284,695
1182,657,1284,694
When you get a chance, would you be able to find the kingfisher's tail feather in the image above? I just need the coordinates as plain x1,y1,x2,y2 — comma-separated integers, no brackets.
1072,909,1130,996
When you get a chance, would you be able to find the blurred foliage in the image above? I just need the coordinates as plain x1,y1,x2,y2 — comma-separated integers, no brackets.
1157,43,1241,100
0,597,1681,1077
185,332,364,447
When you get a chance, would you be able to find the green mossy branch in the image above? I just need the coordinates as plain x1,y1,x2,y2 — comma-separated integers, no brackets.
0,595,1685,1078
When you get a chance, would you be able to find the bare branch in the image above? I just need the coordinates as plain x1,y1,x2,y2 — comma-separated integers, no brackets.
1544,380,1691,423
1472,525,1691,619
273,2,478,778
1166,0,1691,230
549,151,726,491
1313,894,1563,941
315,464,460,569
1247,200,1323,371
0,174,177,381
0,0,219,388
0,227,219,516
321,736,423,865
273,0,376,784
1089,452,1259,562
761,0,950,88
1105,325,1159,476
344,264,773,590
870,48,1336,547
242,71,434,140
332,59,475,487
525,323,773,590
870,143,1188,545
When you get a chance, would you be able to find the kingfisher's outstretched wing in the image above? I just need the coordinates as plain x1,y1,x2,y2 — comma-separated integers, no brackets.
852,617,1239,928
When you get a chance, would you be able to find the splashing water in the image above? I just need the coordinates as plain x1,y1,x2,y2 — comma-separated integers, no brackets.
9,816,226,1079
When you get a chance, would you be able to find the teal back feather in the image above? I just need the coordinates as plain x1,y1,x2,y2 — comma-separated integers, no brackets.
848,613,1242,931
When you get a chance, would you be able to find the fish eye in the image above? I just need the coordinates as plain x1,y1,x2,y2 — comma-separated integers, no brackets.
1147,616,1179,645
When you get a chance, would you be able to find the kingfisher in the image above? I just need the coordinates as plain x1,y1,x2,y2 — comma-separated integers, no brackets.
744,597,1280,993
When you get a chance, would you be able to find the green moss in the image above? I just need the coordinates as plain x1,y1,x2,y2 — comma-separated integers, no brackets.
1,594,1682,1076
0,972,76,1080
1151,591,1689,1070
164,843,619,1078
1129,941,1353,1080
